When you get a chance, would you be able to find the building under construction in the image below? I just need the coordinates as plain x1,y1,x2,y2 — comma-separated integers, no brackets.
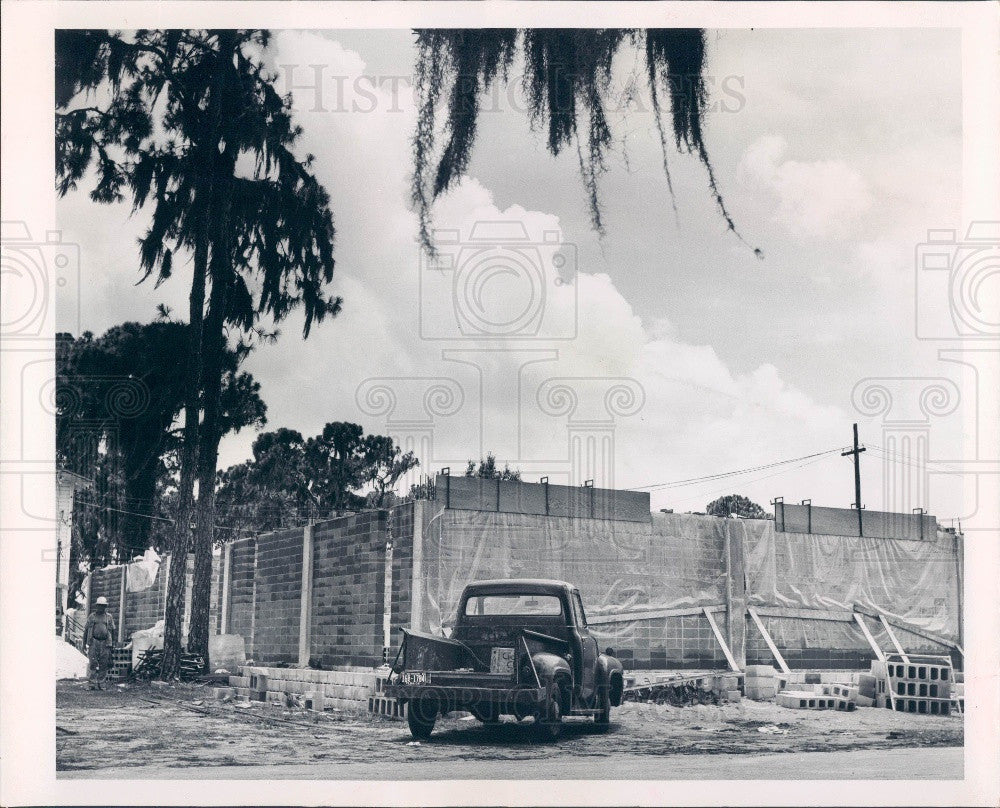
78,474,964,675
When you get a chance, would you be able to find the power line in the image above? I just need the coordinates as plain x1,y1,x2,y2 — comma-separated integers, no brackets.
74,497,254,535
632,447,842,491
868,445,967,474
659,451,837,509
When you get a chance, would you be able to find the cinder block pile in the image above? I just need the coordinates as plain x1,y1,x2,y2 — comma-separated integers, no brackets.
743,665,778,701
769,656,961,717
368,669,406,719
772,670,866,711
776,691,854,711
226,665,375,713
880,655,956,716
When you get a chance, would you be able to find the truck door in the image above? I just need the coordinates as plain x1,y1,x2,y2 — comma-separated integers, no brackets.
571,590,598,700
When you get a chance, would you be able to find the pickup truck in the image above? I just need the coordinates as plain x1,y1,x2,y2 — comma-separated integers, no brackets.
384,579,625,740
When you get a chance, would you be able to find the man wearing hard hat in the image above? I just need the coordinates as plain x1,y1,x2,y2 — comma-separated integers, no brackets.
82,596,117,690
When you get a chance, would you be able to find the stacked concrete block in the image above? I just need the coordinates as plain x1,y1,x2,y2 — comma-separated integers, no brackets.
228,665,375,713
776,690,836,710
743,664,778,701
827,683,859,702
885,657,954,716
367,669,406,720
710,674,741,702
858,673,877,700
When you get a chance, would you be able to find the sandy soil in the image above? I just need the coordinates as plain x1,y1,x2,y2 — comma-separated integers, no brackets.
56,679,963,776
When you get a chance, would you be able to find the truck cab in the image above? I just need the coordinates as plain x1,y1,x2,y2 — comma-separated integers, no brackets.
385,579,625,741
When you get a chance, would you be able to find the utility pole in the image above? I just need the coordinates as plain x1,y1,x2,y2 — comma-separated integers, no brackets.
842,422,866,536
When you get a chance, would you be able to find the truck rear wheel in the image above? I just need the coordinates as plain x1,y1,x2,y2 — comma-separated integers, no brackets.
407,698,437,740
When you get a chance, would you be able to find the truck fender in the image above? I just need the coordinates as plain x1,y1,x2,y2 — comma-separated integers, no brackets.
597,653,625,706
530,651,573,710
531,651,572,683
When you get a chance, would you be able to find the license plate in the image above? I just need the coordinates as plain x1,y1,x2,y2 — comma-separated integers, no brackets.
490,646,515,675
402,671,428,685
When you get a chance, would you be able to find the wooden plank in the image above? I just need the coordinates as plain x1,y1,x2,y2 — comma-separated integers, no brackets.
747,606,791,675
853,612,885,663
752,606,854,622
703,606,740,673
587,604,724,626
878,614,910,664
853,604,962,656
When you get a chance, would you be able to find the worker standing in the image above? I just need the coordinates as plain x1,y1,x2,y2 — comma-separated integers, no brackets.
83,596,116,690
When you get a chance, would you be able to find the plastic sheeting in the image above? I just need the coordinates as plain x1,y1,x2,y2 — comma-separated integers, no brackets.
744,522,960,638
417,506,962,662
419,509,736,643
126,548,161,593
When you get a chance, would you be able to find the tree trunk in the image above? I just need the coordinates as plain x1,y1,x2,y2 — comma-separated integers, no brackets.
161,30,238,680
188,277,229,668
160,237,207,679
187,30,240,669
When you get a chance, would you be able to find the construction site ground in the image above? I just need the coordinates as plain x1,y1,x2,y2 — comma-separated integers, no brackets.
56,679,963,780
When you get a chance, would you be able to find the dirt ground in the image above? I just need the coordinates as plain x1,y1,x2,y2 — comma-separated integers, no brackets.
56,678,963,777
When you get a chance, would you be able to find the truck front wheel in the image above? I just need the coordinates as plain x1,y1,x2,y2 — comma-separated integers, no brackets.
407,698,437,740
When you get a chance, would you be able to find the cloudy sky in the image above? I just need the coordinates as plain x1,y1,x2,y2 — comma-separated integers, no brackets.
57,27,971,520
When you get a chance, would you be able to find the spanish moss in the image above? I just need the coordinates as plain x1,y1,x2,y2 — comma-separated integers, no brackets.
413,28,759,256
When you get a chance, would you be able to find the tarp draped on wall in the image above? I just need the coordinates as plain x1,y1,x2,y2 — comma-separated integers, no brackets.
420,510,735,639
418,507,961,659
744,522,960,637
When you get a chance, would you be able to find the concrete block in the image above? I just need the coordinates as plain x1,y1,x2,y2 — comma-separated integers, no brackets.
744,665,776,677
725,689,742,702
834,698,856,712
777,690,819,709
304,690,325,711
858,674,877,698
828,684,858,701
855,695,874,708
745,683,777,701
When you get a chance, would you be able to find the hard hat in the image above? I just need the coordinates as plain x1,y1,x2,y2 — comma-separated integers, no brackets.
95,596,109,606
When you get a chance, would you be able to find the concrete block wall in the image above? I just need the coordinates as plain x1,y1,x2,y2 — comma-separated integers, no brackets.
82,500,961,674
123,570,164,635
776,502,936,541
86,553,223,642
251,527,304,665
310,509,400,668
440,474,650,523
227,539,256,655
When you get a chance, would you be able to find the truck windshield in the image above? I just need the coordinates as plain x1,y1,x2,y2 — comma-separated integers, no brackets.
464,594,563,616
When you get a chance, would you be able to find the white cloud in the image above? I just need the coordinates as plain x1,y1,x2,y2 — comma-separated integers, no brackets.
59,29,964,518
738,135,874,239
